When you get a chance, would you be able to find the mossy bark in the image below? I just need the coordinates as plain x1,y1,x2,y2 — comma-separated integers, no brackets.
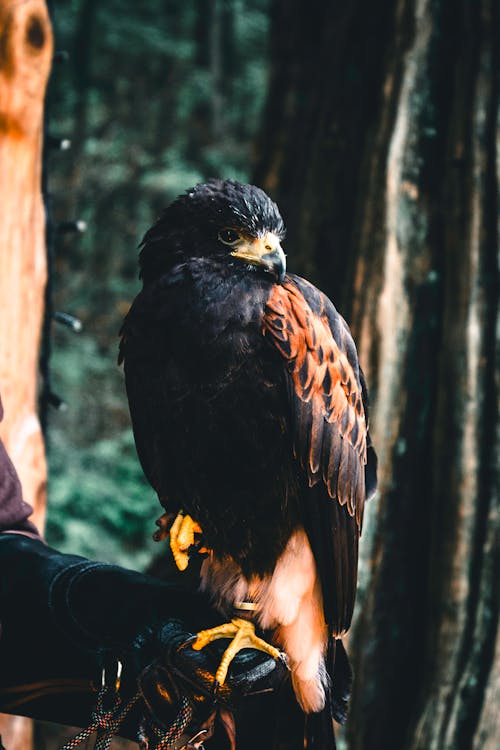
256,1,498,748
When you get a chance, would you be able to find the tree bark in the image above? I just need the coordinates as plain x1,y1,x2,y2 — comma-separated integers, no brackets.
0,0,52,747
256,1,498,748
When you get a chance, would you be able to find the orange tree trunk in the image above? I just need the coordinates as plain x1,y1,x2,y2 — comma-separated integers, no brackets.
255,0,498,748
0,1,52,748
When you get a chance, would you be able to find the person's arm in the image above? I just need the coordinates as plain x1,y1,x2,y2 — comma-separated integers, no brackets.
0,425,289,748
0,531,216,728
0,432,40,539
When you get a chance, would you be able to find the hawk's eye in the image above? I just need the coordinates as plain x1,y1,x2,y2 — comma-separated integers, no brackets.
218,228,242,246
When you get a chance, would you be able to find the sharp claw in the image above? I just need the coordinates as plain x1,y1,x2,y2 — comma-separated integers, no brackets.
152,512,173,542
279,651,290,669
192,618,281,686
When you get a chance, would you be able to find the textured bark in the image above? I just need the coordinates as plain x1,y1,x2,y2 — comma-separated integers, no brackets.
256,1,498,748
0,0,52,747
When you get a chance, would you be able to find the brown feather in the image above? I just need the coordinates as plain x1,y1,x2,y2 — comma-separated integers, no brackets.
263,279,368,527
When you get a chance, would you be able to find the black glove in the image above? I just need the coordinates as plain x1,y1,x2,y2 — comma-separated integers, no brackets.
136,619,287,749
0,533,289,748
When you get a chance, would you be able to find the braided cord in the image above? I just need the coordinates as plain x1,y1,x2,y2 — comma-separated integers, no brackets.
59,687,140,750
59,687,195,750
151,696,193,750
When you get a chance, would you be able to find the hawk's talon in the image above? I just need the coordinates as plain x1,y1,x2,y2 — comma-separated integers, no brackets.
169,511,205,571
192,617,282,686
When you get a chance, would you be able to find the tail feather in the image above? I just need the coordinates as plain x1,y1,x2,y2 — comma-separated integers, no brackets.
330,638,353,725
304,638,352,749
305,708,337,749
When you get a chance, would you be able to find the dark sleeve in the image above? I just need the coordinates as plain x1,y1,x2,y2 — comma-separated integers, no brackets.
0,537,303,750
0,533,219,733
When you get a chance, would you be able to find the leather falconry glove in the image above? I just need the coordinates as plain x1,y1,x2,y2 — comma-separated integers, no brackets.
0,533,289,749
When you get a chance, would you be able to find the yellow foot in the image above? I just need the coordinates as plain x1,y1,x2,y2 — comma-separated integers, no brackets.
192,617,282,686
169,511,204,572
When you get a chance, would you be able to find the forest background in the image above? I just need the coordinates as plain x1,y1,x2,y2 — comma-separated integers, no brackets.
45,0,270,569
35,1,498,750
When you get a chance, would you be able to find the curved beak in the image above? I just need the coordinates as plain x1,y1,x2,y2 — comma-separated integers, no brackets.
230,232,286,283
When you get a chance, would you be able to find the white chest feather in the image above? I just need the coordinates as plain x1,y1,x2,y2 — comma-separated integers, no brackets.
200,528,329,713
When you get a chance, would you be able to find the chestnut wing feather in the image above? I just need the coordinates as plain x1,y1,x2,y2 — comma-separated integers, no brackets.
262,275,375,633
263,276,369,526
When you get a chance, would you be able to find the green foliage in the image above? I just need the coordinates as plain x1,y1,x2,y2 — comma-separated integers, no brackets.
46,426,159,569
44,330,159,569
44,0,271,570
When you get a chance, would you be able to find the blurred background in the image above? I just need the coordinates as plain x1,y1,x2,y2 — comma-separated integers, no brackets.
1,1,497,749
44,0,271,570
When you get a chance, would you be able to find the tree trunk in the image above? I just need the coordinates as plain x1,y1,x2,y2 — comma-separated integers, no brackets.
0,0,52,747
255,1,498,748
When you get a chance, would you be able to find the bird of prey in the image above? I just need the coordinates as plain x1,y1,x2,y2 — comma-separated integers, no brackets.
119,179,377,746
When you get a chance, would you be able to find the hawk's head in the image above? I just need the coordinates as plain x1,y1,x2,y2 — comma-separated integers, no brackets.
139,179,286,284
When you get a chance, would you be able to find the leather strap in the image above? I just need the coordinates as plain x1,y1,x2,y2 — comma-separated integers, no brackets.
0,678,95,712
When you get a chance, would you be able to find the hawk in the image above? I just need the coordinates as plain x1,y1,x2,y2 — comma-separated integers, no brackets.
119,180,377,747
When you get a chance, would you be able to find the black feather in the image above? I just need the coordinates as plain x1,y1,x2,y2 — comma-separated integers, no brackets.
120,181,376,746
